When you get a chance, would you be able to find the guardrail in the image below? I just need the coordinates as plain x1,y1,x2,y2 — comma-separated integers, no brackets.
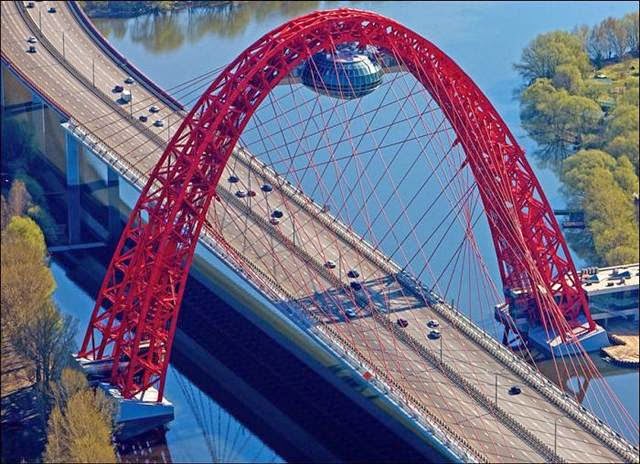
67,1,185,112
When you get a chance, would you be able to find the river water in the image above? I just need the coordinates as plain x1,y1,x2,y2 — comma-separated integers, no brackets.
54,1,638,457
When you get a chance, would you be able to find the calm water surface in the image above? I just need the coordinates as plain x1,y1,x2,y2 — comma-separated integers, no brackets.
85,0,639,450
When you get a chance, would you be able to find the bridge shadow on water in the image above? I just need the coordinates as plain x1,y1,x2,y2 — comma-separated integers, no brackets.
55,247,449,463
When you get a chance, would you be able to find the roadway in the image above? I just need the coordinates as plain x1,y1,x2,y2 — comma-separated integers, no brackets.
0,2,634,462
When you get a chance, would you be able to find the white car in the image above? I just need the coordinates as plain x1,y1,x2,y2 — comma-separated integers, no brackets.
324,260,336,269
27,36,37,44
427,319,439,328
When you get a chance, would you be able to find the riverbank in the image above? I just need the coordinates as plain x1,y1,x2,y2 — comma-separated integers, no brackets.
602,319,640,367
80,0,237,18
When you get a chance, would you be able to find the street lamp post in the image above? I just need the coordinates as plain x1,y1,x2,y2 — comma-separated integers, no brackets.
92,58,95,87
439,335,443,363
495,373,499,405
62,32,65,60
554,417,560,455
39,9,42,31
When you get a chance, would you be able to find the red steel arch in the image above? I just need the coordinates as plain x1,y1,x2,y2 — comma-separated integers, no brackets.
79,8,593,400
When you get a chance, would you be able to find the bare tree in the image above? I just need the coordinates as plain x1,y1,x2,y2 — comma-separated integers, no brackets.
624,11,639,57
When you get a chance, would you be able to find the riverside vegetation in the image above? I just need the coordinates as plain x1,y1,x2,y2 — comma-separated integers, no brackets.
1,118,116,463
515,12,639,265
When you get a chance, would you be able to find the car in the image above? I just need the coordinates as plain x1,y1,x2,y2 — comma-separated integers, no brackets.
235,190,247,198
508,385,522,396
428,329,441,340
347,269,360,279
149,105,160,113
247,190,257,197
113,84,124,93
261,183,273,192
271,209,283,219
26,2,35,8
427,319,439,328
345,308,357,318
27,45,36,53
269,217,280,225
153,119,164,127
324,260,336,269
397,318,409,328
27,36,37,44
350,281,362,291
227,175,239,183
124,76,135,84
47,6,56,13
138,115,148,122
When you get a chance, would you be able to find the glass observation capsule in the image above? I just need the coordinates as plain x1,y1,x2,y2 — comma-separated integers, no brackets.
300,48,383,100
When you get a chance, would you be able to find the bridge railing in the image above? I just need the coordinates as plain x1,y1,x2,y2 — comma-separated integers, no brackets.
67,1,185,112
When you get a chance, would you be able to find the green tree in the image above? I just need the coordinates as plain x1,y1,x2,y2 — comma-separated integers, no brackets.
515,31,591,81
8,179,31,217
44,382,116,464
0,217,55,324
9,300,76,391
552,63,584,93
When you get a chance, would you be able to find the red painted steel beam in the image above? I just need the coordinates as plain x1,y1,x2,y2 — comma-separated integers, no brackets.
78,8,593,400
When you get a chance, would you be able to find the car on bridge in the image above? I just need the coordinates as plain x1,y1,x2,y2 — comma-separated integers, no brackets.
153,119,164,127
139,115,148,122
235,190,247,198
427,319,439,328
428,329,441,340
324,260,337,269
113,84,124,93
247,190,257,197
397,318,409,328
124,76,135,84
261,183,273,192
27,45,36,54
228,175,239,183
149,105,160,113
26,1,34,8
47,6,56,13
27,36,37,44
347,269,360,279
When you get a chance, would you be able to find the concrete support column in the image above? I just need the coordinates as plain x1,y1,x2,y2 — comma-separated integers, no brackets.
106,165,121,244
65,130,81,244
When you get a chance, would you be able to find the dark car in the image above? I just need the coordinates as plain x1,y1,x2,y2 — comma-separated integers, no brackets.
47,6,56,13
138,115,148,122
396,318,409,328
27,45,36,53
428,329,441,340
149,105,160,113
347,269,360,279
235,190,247,198
261,183,273,192
508,385,522,396
124,76,135,84
247,190,257,197
350,281,362,291
113,84,124,93
26,2,35,8
271,210,283,219
228,175,239,183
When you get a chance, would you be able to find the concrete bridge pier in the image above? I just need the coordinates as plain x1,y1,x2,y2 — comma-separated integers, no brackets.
65,129,82,244
106,164,121,244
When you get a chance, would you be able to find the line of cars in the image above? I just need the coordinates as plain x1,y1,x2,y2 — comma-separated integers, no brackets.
112,78,167,127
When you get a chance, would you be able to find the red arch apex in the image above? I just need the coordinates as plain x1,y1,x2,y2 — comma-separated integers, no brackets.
79,7,593,401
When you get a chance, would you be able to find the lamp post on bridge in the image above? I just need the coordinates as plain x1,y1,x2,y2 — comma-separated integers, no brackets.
62,32,65,60
554,416,560,456
92,58,95,87
38,9,42,32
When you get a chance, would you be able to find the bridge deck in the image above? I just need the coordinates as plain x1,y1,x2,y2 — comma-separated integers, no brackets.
1,2,632,462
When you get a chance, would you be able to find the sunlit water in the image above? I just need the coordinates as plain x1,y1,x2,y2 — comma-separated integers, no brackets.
84,0,639,448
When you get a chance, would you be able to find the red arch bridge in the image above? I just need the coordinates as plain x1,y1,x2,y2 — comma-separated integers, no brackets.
4,2,635,462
